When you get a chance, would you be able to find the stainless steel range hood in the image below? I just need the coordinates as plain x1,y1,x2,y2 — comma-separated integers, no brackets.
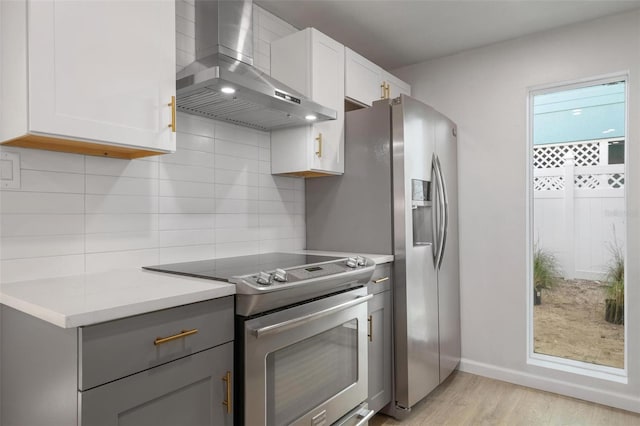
176,0,337,131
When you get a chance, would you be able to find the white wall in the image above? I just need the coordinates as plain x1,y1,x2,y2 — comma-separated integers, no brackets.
395,11,640,412
0,3,303,284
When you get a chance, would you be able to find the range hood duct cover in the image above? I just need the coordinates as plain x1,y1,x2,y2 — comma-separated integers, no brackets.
176,0,336,131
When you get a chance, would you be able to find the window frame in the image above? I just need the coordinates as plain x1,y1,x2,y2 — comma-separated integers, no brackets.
525,73,629,382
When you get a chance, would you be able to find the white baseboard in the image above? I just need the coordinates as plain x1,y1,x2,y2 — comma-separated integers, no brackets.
459,358,640,414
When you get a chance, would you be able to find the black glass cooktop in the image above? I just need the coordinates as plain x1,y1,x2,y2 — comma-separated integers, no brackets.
143,252,343,282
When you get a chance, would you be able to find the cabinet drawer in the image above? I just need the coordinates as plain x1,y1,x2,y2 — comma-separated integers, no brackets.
80,342,233,426
368,263,392,294
79,297,233,390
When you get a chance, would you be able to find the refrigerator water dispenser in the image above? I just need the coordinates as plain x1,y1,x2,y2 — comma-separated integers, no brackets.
411,179,432,245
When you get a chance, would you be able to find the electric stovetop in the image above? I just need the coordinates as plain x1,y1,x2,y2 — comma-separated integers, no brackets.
142,252,343,282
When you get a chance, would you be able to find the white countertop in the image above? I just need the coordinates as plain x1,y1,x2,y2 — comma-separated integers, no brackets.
0,269,235,329
292,250,394,264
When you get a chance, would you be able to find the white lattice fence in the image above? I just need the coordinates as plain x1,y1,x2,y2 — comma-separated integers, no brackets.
534,175,564,191
534,165,625,191
533,158,625,280
534,142,600,168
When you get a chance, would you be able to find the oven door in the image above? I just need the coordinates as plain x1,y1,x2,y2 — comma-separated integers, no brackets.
243,287,372,426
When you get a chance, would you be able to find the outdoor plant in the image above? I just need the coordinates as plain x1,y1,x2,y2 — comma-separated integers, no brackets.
533,245,560,305
604,245,624,325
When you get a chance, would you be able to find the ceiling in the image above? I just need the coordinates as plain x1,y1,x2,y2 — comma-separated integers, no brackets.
255,0,640,70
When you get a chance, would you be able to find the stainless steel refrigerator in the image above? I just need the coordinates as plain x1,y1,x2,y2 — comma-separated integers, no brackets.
306,94,461,414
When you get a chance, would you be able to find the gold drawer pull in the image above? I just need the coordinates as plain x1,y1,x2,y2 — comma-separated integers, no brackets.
372,276,389,284
368,315,373,342
222,371,232,413
153,328,198,346
168,95,176,132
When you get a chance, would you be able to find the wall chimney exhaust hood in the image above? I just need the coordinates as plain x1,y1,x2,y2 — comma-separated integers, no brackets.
176,0,337,131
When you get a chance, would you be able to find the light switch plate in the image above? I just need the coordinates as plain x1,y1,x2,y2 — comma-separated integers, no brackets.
0,151,21,189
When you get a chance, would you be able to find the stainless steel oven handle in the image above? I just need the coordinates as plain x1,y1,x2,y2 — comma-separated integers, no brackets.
249,294,373,338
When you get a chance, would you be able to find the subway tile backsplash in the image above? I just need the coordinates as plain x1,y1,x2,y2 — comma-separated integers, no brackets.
0,113,306,283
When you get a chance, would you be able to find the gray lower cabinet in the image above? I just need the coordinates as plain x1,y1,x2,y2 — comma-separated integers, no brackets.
367,263,392,413
1,296,234,426
80,342,233,426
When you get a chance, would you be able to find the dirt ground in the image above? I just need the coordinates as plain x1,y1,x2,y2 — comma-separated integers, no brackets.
534,279,624,368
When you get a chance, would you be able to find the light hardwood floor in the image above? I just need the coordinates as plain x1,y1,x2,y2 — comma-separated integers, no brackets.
370,371,640,425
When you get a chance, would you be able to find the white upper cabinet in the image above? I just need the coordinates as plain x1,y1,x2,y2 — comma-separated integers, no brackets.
0,0,176,159
270,28,345,176
345,48,411,107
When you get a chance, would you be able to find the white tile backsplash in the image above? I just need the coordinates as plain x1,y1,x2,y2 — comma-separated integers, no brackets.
158,212,215,231
0,4,303,283
15,170,85,194
159,179,216,198
85,175,158,196
159,162,215,183
0,192,84,214
85,195,157,214
215,169,260,187
85,231,159,254
159,197,216,214
85,156,159,178
158,245,216,264
1,255,86,282
0,214,84,237
214,155,260,172
85,249,160,274
0,112,305,282
1,235,84,260
215,139,260,160
159,229,216,247
85,214,158,233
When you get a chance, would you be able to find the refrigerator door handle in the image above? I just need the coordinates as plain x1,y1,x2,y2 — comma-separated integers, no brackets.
435,155,449,270
431,154,440,264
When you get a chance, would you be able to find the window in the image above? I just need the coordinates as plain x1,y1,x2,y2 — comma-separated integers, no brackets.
528,77,626,378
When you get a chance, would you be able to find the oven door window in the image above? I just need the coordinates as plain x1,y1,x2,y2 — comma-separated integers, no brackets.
266,319,358,425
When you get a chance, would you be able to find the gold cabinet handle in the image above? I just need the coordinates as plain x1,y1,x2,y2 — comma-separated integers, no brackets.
380,82,386,99
372,276,389,284
315,133,323,158
222,371,232,414
168,95,176,132
368,315,373,342
385,82,391,99
153,328,198,345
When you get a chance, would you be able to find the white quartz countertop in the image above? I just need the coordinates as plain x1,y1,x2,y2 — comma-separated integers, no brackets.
0,269,235,329
292,250,394,265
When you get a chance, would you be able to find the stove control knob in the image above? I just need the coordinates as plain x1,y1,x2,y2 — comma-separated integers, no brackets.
273,268,288,282
346,257,358,268
356,256,366,266
256,271,272,285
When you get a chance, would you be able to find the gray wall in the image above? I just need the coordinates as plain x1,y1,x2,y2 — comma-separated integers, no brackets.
395,10,640,412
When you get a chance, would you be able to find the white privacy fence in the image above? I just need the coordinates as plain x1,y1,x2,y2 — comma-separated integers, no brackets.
533,139,625,280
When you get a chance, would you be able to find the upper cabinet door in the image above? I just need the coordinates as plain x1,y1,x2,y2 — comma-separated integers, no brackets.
271,28,344,176
345,48,411,107
310,30,344,174
5,0,176,157
345,48,384,107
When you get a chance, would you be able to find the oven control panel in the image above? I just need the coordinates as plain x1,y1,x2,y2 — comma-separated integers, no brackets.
234,256,373,291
